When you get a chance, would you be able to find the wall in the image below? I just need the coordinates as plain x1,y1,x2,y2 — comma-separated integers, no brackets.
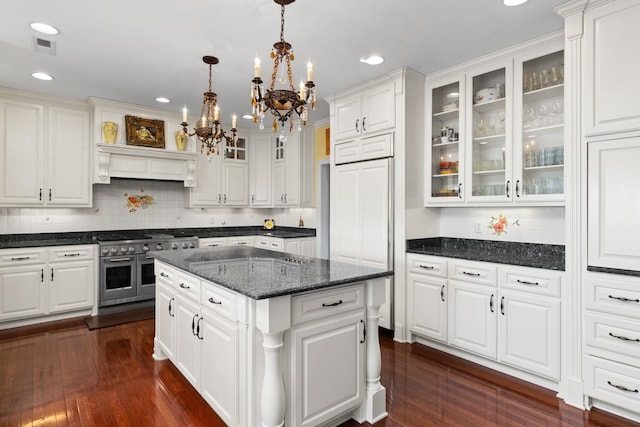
440,206,564,245
0,178,317,234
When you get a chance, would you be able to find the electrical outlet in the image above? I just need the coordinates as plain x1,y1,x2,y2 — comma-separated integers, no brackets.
475,221,483,233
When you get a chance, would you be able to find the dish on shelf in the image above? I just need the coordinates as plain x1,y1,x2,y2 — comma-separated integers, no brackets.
434,189,458,197
442,101,459,112
474,87,498,104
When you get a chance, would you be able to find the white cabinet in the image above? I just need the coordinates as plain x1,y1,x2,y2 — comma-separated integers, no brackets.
250,133,273,206
187,136,249,207
0,91,91,207
582,0,640,135
406,254,448,343
587,137,640,271
284,237,316,258
198,237,229,248
334,82,395,141
254,236,284,252
425,35,564,206
174,271,202,387
154,264,177,361
47,245,95,314
287,285,366,427
0,245,95,323
409,255,562,381
273,129,314,207
228,236,254,247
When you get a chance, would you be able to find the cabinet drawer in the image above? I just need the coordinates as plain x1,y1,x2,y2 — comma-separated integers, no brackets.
498,266,560,297
0,248,47,266
292,284,365,326
199,237,228,248
255,237,283,252
201,281,236,321
156,262,177,288
585,274,640,320
47,245,95,262
407,254,447,278
584,355,640,410
448,260,496,286
228,236,254,247
586,312,640,362
175,271,201,302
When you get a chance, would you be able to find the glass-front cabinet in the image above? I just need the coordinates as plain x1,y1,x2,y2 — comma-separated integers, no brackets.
425,37,564,206
425,75,465,204
467,63,510,202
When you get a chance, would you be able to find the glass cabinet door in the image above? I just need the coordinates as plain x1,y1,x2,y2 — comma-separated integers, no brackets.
515,50,564,201
224,137,247,161
426,78,465,204
468,65,509,201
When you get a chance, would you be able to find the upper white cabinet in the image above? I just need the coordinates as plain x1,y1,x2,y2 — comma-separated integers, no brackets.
0,89,91,207
273,128,314,208
334,82,395,141
425,34,565,207
582,0,640,136
587,136,640,271
186,136,249,207
250,133,273,207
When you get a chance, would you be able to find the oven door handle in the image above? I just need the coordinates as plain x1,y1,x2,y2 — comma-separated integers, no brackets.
107,257,134,262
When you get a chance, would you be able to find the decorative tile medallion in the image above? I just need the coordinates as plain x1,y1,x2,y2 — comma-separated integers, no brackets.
125,192,154,212
488,214,519,236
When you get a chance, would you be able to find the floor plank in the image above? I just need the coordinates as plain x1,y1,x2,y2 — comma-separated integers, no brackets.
0,317,638,427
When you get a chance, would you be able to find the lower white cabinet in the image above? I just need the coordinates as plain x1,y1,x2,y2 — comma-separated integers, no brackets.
0,245,96,324
155,265,177,360
285,237,316,258
199,235,316,257
408,253,562,382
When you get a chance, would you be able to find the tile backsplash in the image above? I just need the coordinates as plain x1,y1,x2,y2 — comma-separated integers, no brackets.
440,206,565,245
0,179,317,234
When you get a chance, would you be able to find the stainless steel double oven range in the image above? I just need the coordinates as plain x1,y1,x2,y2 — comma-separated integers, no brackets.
96,231,199,307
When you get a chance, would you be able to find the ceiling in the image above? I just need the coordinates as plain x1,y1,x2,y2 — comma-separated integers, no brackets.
1,0,567,129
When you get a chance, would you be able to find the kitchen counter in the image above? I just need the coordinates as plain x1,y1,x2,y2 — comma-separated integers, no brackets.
153,246,389,426
407,237,565,271
0,226,315,249
150,246,392,299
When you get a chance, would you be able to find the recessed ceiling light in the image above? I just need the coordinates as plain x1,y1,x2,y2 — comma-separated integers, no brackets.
504,0,528,6
446,92,459,98
155,97,170,103
32,72,53,81
242,114,254,120
30,22,59,35
360,55,384,65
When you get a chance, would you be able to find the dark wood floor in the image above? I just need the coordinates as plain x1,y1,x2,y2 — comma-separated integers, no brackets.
0,317,638,427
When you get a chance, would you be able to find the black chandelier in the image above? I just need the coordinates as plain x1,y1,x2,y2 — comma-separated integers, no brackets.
182,56,237,156
250,0,316,137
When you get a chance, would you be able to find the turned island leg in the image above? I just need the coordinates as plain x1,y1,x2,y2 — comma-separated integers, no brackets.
256,296,292,427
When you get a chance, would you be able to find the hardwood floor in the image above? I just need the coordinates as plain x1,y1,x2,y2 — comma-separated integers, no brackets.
0,317,637,427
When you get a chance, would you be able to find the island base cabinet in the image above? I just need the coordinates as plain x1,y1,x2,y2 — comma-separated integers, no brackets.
154,279,176,361
287,310,366,427
175,294,201,387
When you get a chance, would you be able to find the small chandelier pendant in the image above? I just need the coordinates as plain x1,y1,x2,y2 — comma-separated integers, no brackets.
251,0,316,134
182,56,238,156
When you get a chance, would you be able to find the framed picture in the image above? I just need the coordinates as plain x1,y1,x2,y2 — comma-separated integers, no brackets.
124,115,165,148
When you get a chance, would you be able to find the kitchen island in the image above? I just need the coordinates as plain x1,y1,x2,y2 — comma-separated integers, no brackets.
150,246,392,427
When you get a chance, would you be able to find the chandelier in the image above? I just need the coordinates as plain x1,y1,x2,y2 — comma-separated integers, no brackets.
250,0,316,137
182,56,237,156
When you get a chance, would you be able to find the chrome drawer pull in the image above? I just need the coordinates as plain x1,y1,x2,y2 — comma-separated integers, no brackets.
63,253,81,257
462,271,481,277
208,297,222,305
607,381,638,393
322,299,343,307
418,264,435,270
179,283,190,289
516,279,539,286
608,332,640,343
10,256,30,261
608,295,640,303
160,272,170,278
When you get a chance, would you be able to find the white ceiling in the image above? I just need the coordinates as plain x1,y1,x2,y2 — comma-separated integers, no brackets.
1,0,567,128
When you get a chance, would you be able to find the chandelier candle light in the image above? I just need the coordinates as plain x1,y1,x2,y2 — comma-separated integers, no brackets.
251,0,316,139
182,56,237,156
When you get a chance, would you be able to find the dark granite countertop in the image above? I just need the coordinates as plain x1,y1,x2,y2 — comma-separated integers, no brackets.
150,246,393,300
407,237,565,271
0,226,316,249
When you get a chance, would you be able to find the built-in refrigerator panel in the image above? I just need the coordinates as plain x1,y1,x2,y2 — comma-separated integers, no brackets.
331,157,393,329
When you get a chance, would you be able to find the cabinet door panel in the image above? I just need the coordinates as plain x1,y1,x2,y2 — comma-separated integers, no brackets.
222,162,249,206
175,296,200,386
409,273,447,342
361,82,396,134
0,265,46,320
334,96,361,140
498,290,560,379
250,134,273,206
48,261,94,313
155,281,176,360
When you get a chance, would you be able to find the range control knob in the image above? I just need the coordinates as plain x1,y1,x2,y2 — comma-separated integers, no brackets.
101,248,110,256
189,242,196,248
156,243,163,251
110,247,118,255
172,243,179,250
182,242,189,249
142,245,150,252
120,247,127,254
128,246,135,254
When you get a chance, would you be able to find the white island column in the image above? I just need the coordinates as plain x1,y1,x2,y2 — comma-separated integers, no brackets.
255,295,292,427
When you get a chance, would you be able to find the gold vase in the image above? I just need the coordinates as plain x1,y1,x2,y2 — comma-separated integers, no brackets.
175,131,187,151
102,121,118,144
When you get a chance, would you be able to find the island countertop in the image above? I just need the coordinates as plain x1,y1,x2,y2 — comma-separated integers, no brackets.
150,246,393,300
